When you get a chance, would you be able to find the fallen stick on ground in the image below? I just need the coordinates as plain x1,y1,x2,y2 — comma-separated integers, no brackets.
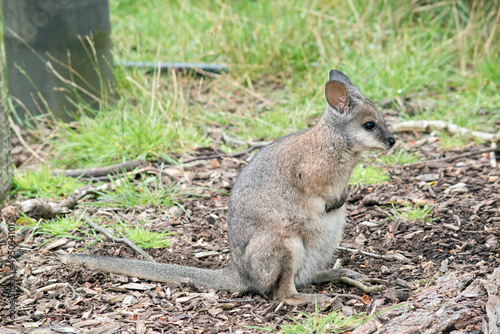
339,277,383,293
181,143,268,164
53,159,148,178
84,218,155,262
337,246,382,259
398,147,499,168
78,166,160,182
490,142,498,168
390,120,500,143
19,180,123,220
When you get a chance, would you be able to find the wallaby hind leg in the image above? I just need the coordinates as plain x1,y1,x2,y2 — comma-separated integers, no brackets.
312,268,383,293
274,268,331,305
273,253,332,305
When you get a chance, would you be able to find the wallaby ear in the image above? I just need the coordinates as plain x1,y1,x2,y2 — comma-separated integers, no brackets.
328,70,353,85
325,81,348,113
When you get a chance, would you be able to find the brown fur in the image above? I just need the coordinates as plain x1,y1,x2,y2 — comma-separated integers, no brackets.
61,70,395,304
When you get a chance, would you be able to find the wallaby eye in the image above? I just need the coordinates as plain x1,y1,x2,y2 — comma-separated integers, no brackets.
363,121,376,130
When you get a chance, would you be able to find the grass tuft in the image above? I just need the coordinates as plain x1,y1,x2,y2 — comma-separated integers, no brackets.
94,176,184,209
389,204,434,223
23,0,498,169
49,73,209,168
12,167,85,199
349,165,390,186
437,132,482,150
37,216,83,238
120,222,173,249
253,305,370,333
378,149,420,165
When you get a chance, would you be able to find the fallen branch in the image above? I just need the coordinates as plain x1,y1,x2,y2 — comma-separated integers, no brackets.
390,120,500,143
181,143,268,164
19,180,121,220
218,299,267,303
328,293,364,300
221,132,271,148
78,166,160,182
84,218,155,262
0,221,9,237
490,142,498,168
339,277,383,293
53,159,148,178
398,147,498,168
337,246,382,259
36,282,69,293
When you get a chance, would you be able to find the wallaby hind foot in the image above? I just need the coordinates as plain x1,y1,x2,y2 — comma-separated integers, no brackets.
312,268,383,293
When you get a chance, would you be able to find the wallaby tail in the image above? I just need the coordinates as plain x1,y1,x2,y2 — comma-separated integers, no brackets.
61,254,243,292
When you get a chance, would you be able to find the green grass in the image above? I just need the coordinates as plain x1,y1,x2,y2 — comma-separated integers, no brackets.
94,176,184,208
378,149,420,165
5,0,492,168
108,216,173,249
120,222,173,249
254,306,370,333
11,167,85,198
37,216,83,238
389,204,434,223
49,80,209,168
349,165,390,186
437,132,482,149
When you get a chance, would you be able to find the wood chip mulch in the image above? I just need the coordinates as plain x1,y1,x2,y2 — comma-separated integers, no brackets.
1,133,499,333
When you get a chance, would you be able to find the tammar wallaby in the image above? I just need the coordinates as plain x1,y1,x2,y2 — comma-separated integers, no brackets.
62,70,395,304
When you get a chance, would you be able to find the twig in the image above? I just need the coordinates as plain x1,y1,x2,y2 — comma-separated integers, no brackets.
399,147,498,168
36,282,69,293
19,181,119,220
218,299,267,303
221,132,271,148
490,142,498,168
337,246,382,259
68,284,77,300
0,220,9,236
339,277,384,293
78,166,160,182
84,218,155,262
390,120,500,143
328,293,363,300
8,116,47,163
53,159,148,178
181,144,266,164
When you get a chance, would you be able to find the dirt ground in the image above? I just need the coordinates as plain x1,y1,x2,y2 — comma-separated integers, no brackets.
1,126,500,333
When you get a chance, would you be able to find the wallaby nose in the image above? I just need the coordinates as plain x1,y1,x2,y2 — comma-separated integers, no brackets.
388,137,396,147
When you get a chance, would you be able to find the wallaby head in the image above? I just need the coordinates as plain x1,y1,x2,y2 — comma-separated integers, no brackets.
324,70,395,151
